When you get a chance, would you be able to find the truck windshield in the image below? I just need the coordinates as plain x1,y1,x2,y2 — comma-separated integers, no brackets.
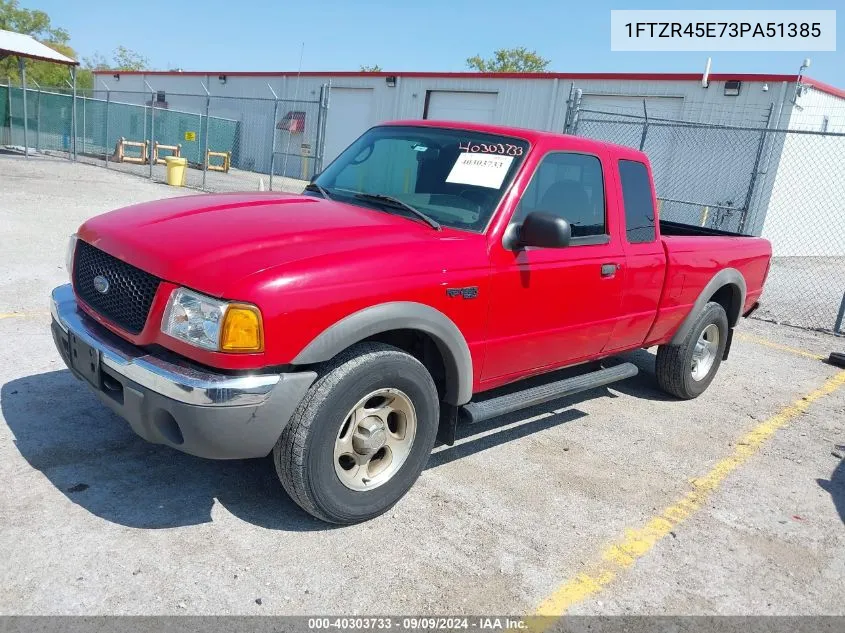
312,125,530,232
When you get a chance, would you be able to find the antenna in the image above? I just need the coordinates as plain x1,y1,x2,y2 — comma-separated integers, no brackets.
794,57,813,103
701,57,711,88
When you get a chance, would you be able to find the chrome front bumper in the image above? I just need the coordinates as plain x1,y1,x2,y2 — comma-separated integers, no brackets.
50,283,317,459
51,283,278,406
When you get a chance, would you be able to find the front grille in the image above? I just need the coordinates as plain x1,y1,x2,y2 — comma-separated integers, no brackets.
72,240,160,335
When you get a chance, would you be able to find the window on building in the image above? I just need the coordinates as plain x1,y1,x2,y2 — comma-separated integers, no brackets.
618,159,656,244
156,90,166,103
514,152,606,239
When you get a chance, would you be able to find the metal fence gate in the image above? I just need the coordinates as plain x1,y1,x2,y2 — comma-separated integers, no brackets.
1,82,329,194
564,95,845,335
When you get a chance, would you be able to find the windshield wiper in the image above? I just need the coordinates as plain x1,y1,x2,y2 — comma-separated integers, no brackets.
304,182,333,200
353,193,442,231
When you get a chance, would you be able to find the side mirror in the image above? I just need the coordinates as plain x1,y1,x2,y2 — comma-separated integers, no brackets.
507,211,571,249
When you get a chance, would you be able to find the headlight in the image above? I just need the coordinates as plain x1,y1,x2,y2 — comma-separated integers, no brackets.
66,234,78,280
161,288,264,352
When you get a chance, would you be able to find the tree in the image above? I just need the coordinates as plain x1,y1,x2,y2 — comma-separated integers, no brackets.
83,47,150,72
0,0,69,43
0,0,78,86
359,64,382,72
110,46,150,71
75,47,150,90
466,47,550,73
0,2,150,90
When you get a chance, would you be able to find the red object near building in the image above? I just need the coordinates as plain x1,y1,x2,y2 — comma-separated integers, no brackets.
277,110,306,133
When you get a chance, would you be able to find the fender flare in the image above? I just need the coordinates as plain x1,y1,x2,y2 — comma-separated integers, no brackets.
291,302,474,405
671,267,747,345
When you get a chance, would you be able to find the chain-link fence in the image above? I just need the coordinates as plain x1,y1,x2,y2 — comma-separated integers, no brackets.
1,82,328,194
569,103,845,334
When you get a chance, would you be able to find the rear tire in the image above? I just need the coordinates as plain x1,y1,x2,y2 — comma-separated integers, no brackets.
274,342,439,524
656,302,729,400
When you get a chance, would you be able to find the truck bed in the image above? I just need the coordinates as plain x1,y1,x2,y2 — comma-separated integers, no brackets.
659,219,749,238
643,228,773,347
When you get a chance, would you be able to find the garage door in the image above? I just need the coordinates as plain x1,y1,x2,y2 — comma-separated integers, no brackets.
425,91,497,124
323,88,374,164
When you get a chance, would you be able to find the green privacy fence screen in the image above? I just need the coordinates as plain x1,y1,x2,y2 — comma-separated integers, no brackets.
1,85,238,164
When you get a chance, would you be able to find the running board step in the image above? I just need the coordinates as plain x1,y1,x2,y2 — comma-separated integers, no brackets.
460,362,639,425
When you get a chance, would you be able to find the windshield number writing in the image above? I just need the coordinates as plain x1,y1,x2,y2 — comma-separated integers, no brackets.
459,141,524,156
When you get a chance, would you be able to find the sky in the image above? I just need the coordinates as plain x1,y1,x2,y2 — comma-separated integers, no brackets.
23,0,844,87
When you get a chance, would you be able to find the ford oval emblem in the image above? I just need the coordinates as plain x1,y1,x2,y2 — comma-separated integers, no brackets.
93,275,110,294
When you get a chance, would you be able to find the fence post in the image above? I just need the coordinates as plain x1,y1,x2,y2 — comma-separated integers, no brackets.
562,83,575,134
17,58,29,158
149,101,155,178
316,82,330,174
201,82,211,191
314,85,325,176
639,99,649,151
6,76,12,146
569,88,583,136
739,103,774,235
104,88,110,168
835,292,845,337
197,111,202,166
268,83,280,191
70,67,77,161
146,82,155,179
81,93,86,155
34,81,41,152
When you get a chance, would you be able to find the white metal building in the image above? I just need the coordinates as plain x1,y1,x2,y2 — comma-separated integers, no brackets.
93,70,845,255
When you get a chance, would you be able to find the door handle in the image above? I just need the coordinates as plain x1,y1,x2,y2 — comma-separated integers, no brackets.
600,263,619,278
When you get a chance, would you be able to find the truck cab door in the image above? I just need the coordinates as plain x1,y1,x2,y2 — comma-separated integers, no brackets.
482,150,626,385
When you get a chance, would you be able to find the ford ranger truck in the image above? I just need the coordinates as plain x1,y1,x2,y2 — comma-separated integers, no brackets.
51,121,772,524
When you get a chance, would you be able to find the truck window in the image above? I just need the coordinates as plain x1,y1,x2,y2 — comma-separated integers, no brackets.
618,160,656,244
315,126,529,232
514,152,606,239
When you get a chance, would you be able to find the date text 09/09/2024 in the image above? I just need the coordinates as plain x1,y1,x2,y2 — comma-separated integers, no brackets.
307,617,528,630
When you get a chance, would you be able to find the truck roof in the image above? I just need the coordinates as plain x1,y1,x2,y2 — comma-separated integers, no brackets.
383,119,649,161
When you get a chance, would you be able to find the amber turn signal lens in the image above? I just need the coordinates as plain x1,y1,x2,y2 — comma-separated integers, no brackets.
220,305,263,352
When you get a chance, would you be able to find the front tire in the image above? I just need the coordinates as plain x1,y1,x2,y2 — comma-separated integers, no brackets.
656,301,729,399
274,343,439,524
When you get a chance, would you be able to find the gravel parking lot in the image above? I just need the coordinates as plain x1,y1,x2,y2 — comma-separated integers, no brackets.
1,154,844,618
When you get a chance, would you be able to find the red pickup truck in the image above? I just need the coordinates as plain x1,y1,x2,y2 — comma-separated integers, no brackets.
51,121,771,523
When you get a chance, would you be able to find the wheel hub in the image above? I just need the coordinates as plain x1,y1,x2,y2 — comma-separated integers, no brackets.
691,323,720,381
333,388,418,491
352,417,388,455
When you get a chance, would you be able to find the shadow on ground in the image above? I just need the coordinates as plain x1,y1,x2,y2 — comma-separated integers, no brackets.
818,456,845,525
1,369,323,532
2,357,670,531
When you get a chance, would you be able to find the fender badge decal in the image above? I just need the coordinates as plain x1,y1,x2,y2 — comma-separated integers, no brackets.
446,286,479,300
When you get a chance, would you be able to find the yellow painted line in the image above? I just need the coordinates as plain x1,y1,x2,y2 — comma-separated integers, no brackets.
0,310,49,320
737,332,824,360
529,369,845,627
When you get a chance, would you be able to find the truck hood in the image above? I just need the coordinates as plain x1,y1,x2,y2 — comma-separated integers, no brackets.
78,192,451,297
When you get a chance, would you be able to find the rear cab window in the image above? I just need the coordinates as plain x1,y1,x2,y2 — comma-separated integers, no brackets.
618,160,656,244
